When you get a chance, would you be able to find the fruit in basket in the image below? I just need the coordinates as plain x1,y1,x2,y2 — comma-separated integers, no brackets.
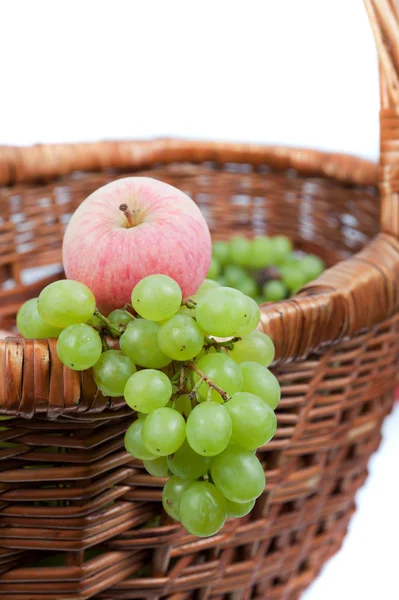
56,323,102,370
16,298,63,339
186,401,232,456
142,407,186,456
179,481,227,537
196,287,253,337
207,234,325,304
240,361,281,409
93,350,136,397
263,280,287,302
226,392,277,449
120,318,172,368
17,258,280,539
38,280,96,328
131,274,182,321
62,177,212,313
210,446,266,503
229,330,275,365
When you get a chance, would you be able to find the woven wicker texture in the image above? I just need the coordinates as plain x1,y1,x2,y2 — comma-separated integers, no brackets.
0,1,398,598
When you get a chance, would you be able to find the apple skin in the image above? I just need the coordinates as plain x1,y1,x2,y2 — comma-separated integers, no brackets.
62,177,212,313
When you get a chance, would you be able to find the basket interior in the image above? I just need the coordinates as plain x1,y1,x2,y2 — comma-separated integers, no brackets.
0,160,380,331
0,156,393,600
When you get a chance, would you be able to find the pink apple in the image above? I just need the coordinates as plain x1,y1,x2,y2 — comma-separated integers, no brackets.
62,177,212,313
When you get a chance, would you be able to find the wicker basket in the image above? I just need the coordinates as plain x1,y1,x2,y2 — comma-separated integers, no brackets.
0,2,398,599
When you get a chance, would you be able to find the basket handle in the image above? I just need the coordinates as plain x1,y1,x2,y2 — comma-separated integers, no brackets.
259,1,399,363
365,0,399,238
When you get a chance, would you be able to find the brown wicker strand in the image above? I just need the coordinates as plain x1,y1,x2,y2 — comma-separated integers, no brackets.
0,140,378,188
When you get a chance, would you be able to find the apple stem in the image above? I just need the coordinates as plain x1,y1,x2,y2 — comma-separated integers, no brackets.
188,362,231,401
119,203,135,227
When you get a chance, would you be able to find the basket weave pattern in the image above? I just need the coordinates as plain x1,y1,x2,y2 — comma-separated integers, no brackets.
0,2,399,598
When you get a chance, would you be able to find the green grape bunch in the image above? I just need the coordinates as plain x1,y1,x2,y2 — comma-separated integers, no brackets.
16,271,282,539
211,235,325,303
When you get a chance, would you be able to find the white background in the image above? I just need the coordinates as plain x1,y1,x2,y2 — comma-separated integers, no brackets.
1,1,398,599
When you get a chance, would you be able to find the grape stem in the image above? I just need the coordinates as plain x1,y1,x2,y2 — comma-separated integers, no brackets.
119,203,135,227
188,374,205,401
122,303,136,315
188,362,231,401
179,363,187,393
93,309,123,338
182,298,197,309
204,336,241,351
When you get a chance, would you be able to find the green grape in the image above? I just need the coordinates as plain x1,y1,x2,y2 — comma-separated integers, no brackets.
299,254,325,282
137,412,147,420
142,407,186,456
229,331,274,366
158,314,204,361
124,419,157,461
226,498,255,518
186,401,232,456
120,319,171,369
17,298,63,339
229,236,252,266
224,264,248,288
143,456,169,478
197,279,220,295
93,350,136,397
280,265,308,293
212,241,230,266
207,257,220,280
240,361,281,409
124,369,172,413
56,324,102,370
192,353,243,403
108,309,134,326
281,253,300,266
180,481,227,537
225,392,277,449
272,236,293,264
131,274,182,321
38,280,96,328
162,476,193,521
173,394,193,419
263,280,288,302
234,276,258,298
217,276,227,286
196,287,252,337
168,439,212,479
211,446,265,503
237,298,260,336
249,236,274,268
178,305,196,318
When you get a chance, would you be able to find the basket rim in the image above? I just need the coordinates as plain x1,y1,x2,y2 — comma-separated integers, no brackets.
1,138,398,418
0,138,378,188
